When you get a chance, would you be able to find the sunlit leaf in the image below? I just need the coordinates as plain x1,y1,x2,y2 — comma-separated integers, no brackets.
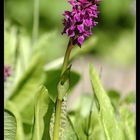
89,64,125,140
119,105,136,140
32,86,54,140
9,32,59,123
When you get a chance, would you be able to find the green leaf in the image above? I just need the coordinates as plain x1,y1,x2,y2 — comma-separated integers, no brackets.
89,64,125,140
63,116,79,140
68,95,106,140
9,53,46,124
4,109,17,140
5,101,25,140
7,31,80,127
45,69,80,102
32,86,54,140
8,33,58,123
119,105,136,140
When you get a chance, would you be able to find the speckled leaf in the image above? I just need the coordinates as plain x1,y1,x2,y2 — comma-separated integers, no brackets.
4,109,17,140
5,101,25,140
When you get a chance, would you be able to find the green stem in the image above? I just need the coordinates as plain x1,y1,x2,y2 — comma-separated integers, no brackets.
53,39,73,140
61,39,74,76
53,99,62,140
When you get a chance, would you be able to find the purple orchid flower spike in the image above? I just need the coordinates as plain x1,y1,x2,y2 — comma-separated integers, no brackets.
62,0,100,47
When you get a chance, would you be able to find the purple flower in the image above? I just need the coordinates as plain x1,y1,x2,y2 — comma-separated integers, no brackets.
77,35,85,46
77,24,85,33
62,0,100,47
4,65,12,81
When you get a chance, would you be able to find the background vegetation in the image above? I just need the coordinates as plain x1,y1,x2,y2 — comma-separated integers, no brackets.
4,0,136,140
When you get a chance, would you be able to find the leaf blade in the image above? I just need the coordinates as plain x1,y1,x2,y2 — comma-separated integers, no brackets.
4,109,17,140
32,85,54,140
89,64,125,140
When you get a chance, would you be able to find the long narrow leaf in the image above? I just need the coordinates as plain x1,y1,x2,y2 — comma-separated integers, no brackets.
32,86,54,140
89,64,125,140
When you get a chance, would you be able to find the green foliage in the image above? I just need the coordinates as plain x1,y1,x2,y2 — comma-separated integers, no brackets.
57,66,71,101
63,116,79,140
68,91,136,140
68,95,106,140
32,86,54,140
9,51,46,124
89,64,125,140
119,105,136,140
4,0,135,139
5,101,25,140
4,109,17,140
4,26,81,139
45,69,80,102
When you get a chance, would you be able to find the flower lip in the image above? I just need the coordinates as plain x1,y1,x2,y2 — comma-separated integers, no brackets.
77,24,85,33
77,35,85,46
66,28,75,37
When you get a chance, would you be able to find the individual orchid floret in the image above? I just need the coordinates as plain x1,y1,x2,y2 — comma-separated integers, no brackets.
62,0,100,47
4,65,12,81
